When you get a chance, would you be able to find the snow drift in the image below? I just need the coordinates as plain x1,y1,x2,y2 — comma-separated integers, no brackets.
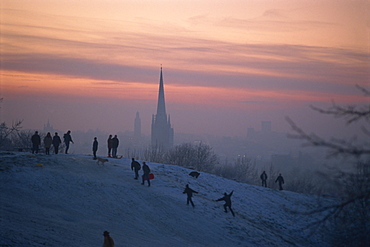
1,152,331,246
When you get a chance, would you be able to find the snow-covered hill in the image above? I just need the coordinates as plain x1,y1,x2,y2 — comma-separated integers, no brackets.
1,152,331,246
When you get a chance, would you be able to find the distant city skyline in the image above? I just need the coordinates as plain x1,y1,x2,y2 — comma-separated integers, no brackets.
1,0,368,139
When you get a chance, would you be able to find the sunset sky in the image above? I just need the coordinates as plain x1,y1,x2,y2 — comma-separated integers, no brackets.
1,0,369,138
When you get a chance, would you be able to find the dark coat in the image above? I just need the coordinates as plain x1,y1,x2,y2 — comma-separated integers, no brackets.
43,135,53,148
183,185,198,197
63,133,73,144
142,163,150,175
216,191,233,206
112,137,119,148
131,160,141,171
52,135,61,146
260,172,268,181
31,133,41,145
275,175,284,184
93,140,98,152
107,137,113,149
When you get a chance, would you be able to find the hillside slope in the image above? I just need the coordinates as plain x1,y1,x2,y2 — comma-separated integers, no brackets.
1,153,331,246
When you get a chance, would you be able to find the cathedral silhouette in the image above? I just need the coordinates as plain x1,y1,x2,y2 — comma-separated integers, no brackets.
151,67,174,150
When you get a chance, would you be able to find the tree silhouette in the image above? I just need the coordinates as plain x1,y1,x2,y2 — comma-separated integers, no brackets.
0,98,24,150
286,85,369,246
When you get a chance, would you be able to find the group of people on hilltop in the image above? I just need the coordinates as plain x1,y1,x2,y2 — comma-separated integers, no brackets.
260,171,285,190
30,130,123,158
30,130,73,155
91,134,120,160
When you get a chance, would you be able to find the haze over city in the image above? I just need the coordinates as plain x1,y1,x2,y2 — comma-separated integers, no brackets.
1,0,368,139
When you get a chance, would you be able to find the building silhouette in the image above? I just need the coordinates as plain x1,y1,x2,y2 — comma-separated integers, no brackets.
43,120,54,133
134,111,141,139
261,121,272,133
151,67,174,150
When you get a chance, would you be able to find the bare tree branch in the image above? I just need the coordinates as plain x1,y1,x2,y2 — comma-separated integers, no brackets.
310,104,370,124
285,116,370,158
309,86,370,124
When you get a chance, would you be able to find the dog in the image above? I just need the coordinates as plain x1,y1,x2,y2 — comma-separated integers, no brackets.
97,157,109,166
189,171,200,178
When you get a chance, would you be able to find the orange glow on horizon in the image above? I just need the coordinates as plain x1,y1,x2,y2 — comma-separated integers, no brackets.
1,0,368,137
1,71,158,100
2,70,365,110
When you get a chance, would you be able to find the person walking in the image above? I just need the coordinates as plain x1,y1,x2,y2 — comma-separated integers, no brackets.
63,130,74,154
112,135,119,158
216,191,235,217
107,135,113,157
31,131,41,154
183,184,198,208
260,171,268,187
43,132,52,155
52,132,61,154
131,158,141,179
275,173,285,190
141,162,151,186
102,231,114,247
92,137,98,160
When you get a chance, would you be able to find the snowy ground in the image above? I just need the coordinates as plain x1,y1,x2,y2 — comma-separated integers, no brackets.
1,152,332,246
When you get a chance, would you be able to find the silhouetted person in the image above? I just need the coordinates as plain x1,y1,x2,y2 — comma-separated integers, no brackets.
141,162,151,186
63,130,74,154
107,135,113,157
183,184,198,207
31,131,41,154
216,191,235,217
275,173,285,190
43,132,52,155
52,132,61,154
260,171,268,187
102,231,114,247
131,158,141,179
112,135,119,158
92,137,98,160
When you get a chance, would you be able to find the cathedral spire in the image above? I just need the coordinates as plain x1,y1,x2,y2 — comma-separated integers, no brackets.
151,66,174,150
156,66,167,118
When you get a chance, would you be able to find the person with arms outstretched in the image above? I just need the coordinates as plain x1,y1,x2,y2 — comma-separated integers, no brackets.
216,191,235,217
183,184,198,208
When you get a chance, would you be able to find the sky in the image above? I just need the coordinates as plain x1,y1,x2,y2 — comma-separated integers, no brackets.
1,0,369,138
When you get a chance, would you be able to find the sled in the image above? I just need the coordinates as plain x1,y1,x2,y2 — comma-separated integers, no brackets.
142,173,155,180
109,155,123,159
